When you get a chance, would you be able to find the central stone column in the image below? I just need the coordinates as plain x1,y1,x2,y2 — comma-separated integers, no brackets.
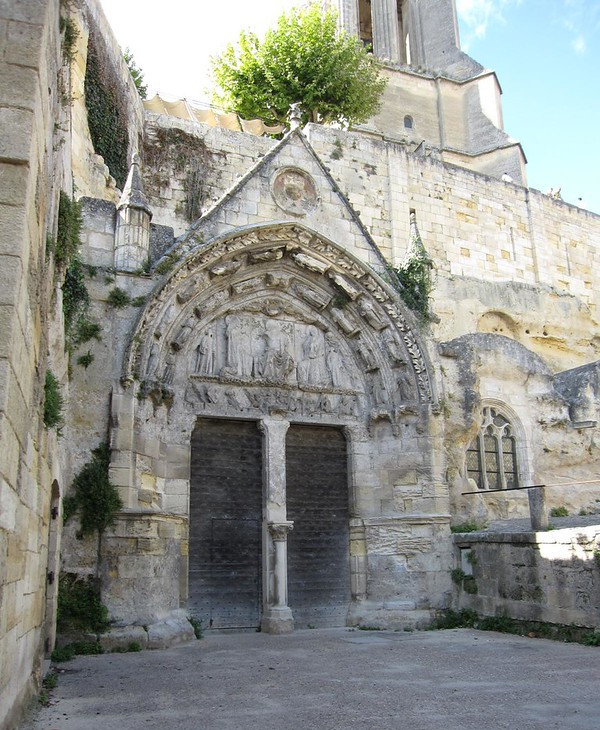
259,418,294,634
372,0,402,62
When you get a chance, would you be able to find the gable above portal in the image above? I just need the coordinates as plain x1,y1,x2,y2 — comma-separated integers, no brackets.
163,129,391,276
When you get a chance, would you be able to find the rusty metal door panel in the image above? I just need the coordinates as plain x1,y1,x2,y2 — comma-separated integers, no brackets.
189,419,262,629
286,425,350,628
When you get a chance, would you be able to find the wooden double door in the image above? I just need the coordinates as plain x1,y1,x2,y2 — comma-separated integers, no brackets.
188,418,350,630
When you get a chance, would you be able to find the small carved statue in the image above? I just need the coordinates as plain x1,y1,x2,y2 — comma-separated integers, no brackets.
224,315,254,378
395,364,415,402
260,320,294,382
325,334,346,388
195,329,215,376
298,326,327,386
357,296,387,330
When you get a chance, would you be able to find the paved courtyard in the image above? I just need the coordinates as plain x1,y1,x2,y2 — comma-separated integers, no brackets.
22,628,600,730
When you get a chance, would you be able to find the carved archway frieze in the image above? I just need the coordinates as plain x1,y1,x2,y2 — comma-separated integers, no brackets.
125,223,435,420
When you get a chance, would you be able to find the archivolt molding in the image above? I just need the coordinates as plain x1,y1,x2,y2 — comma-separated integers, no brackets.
125,224,435,418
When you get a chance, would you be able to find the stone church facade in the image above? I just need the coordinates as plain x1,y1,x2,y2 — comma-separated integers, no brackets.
1,0,599,726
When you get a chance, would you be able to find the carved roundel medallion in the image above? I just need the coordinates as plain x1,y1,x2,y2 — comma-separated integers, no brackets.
271,167,320,217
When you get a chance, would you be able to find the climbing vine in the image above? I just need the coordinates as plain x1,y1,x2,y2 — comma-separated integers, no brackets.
388,231,435,324
43,370,64,429
53,191,82,267
63,442,122,537
84,27,129,188
143,127,224,223
54,194,102,357
59,14,79,64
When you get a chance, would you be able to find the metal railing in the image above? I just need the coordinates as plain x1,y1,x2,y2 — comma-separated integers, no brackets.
460,479,600,531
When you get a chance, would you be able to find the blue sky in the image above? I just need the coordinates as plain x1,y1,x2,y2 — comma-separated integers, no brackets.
456,0,600,213
99,0,599,213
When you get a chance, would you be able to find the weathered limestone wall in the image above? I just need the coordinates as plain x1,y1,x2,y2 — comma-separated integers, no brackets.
140,117,599,330
142,114,276,238
0,1,68,727
69,0,145,201
369,68,525,183
453,527,600,627
440,334,600,527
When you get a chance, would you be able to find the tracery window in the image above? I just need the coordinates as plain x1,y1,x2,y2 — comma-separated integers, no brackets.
466,406,519,490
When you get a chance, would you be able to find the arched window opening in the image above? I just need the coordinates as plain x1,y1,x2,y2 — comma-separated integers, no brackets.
466,406,519,490
397,0,412,64
403,115,413,129
359,0,373,49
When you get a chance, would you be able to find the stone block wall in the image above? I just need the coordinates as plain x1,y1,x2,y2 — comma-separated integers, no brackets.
138,114,599,329
0,1,69,727
453,526,600,628
69,0,145,201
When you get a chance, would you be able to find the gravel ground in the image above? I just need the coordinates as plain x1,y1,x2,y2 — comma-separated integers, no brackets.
21,627,600,730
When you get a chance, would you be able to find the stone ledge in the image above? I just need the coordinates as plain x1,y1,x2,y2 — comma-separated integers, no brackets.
99,625,148,651
347,600,434,630
453,523,600,546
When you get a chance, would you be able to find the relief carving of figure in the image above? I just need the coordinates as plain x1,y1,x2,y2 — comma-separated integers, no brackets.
325,334,346,388
357,341,379,372
172,315,195,351
395,364,415,402
146,342,159,376
298,326,327,386
338,394,356,417
384,333,407,367
371,372,389,407
161,352,176,385
223,315,254,378
195,329,215,375
357,296,387,331
260,320,294,382
302,392,321,416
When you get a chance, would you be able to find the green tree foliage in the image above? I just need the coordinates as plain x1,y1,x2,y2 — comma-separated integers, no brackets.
211,4,387,127
124,48,148,99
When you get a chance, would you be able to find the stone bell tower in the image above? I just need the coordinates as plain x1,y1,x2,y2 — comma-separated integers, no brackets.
330,0,527,184
336,0,481,78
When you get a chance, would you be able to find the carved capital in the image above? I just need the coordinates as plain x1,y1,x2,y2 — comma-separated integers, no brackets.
268,521,294,541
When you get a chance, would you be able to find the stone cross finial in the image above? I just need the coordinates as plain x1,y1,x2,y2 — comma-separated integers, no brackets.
288,102,302,130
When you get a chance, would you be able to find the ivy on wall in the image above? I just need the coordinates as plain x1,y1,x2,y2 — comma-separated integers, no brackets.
52,192,102,357
62,442,122,537
53,191,82,267
143,127,225,223
84,28,129,189
388,225,435,324
43,370,64,429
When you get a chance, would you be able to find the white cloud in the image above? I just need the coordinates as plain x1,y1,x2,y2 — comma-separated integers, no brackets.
572,35,586,54
559,0,600,57
456,0,521,50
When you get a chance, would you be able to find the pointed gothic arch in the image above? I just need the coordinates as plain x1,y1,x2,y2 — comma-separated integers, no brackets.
125,222,435,427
